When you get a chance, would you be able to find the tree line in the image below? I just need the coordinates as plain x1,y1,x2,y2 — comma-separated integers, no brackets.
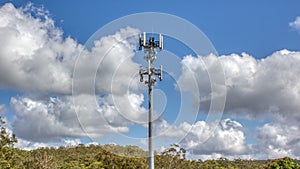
1,117,299,168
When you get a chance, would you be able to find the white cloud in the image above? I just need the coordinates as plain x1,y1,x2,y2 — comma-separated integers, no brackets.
178,50,300,122
0,3,81,94
189,153,254,161
0,3,140,95
155,119,248,156
15,138,82,150
103,93,148,124
63,138,81,147
10,93,147,142
255,121,300,159
15,139,50,150
0,3,147,143
72,26,141,96
11,96,84,142
0,119,47,150
289,16,300,34
177,51,300,158
0,104,6,114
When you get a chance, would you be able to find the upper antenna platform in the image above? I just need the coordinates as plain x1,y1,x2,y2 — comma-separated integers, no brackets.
138,32,163,51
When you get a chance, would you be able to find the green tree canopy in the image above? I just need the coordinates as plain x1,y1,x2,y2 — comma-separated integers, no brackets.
264,157,300,169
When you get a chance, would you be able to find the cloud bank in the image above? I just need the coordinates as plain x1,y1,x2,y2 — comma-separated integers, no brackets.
177,50,300,158
1,3,145,142
179,50,300,122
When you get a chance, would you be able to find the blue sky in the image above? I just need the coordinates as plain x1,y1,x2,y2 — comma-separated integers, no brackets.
1,0,300,160
7,0,300,57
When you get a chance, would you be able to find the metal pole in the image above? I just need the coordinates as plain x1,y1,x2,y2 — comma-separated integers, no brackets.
148,59,154,169
138,33,163,169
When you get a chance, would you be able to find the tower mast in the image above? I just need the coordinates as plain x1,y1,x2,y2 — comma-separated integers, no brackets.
138,32,163,169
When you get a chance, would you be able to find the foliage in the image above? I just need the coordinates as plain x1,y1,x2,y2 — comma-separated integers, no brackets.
0,117,17,148
1,143,300,169
101,144,147,157
1,119,300,168
264,157,300,169
0,116,18,169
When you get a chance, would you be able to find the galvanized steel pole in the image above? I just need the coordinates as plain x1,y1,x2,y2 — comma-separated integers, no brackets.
138,32,163,169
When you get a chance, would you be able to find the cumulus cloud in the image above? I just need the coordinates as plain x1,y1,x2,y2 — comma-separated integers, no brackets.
0,3,140,95
0,3,147,143
179,50,300,121
0,3,81,93
155,119,248,156
289,16,300,34
73,26,141,96
177,50,300,158
10,92,148,142
11,96,86,142
256,121,300,159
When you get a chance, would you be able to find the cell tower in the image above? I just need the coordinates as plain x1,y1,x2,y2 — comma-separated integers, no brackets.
138,32,163,169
